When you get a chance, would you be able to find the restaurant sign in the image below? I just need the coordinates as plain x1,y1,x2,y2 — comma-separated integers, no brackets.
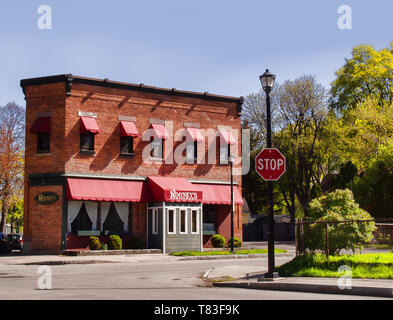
166,189,202,202
35,192,59,204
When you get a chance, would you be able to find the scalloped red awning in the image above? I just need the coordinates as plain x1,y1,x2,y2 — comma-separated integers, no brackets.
66,178,152,202
196,183,243,205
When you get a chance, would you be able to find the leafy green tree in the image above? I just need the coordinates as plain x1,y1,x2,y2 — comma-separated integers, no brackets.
354,141,393,218
6,195,23,233
330,42,393,112
304,189,375,255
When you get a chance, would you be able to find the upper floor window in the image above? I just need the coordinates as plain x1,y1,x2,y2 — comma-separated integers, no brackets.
119,120,139,156
30,116,51,154
150,123,168,160
185,127,203,164
219,129,236,164
79,116,101,155
37,133,50,153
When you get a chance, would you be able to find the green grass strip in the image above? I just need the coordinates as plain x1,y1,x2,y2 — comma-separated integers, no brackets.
276,253,393,279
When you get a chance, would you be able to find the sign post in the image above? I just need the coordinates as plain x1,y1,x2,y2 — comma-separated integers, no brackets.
255,147,286,279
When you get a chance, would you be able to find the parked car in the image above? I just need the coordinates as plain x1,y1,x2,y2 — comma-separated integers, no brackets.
6,234,23,252
0,233,9,253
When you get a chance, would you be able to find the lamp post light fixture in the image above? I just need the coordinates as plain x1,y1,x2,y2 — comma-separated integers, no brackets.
259,69,279,279
229,154,235,254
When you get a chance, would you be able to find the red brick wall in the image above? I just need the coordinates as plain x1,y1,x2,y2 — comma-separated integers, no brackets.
28,185,63,253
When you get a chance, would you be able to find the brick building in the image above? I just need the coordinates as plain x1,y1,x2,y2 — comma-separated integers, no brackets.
20,74,244,254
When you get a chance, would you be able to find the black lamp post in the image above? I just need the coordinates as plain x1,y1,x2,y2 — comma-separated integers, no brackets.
259,69,279,279
229,154,234,254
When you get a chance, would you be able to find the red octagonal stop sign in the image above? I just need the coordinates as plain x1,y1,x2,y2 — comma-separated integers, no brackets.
255,148,286,181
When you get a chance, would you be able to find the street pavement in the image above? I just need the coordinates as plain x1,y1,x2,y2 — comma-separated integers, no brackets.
0,242,391,299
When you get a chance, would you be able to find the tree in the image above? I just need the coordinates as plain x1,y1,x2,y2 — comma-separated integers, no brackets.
0,102,25,233
6,195,23,233
330,42,393,112
305,189,375,255
275,75,329,217
354,141,393,218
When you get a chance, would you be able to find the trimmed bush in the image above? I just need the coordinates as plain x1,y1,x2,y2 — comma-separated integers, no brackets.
128,236,143,249
108,235,122,250
89,236,100,250
227,236,242,248
100,243,108,250
211,234,226,248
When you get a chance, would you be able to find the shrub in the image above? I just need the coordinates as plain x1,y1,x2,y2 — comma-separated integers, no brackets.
211,234,226,248
128,236,143,249
89,236,100,251
108,235,122,250
304,189,375,255
227,236,242,248
100,243,108,250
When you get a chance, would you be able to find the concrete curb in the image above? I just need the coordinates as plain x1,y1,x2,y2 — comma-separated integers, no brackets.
61,249,162,256
21,260,117,265
213,280,393,298
179,253,294,261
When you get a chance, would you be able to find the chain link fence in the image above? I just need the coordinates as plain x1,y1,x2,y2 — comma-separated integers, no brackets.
296,219,393,260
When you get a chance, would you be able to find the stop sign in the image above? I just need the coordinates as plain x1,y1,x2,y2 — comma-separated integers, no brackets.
255,148,286,181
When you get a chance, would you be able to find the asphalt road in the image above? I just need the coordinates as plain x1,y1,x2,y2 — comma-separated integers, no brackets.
0,257,387,300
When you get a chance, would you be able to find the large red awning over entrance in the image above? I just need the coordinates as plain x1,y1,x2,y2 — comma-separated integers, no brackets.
195,183,243,205
66,178,152,202
147,176,203,203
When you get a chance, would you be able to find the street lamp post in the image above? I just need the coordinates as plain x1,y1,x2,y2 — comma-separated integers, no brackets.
259,69,279,279
229,155,234,254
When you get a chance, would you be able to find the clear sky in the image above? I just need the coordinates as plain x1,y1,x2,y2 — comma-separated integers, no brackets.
0,0,392,106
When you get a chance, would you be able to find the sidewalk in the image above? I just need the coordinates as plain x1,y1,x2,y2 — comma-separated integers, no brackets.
207,266,393,298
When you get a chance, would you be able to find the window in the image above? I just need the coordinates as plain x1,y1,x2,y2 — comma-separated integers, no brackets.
191,209,199,234
151,138,164,159
152,209,158,235
80,133,95,153
37,133,50,153
103,203,124,234
167,209,176,234
71,203,92,233
120,137,134,155
179,209,187,234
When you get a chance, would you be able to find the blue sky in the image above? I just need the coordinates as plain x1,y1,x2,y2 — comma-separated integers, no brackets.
0,0,392,106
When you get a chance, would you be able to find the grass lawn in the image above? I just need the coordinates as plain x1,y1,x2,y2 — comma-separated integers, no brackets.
170,248,287,256
276,253,393,279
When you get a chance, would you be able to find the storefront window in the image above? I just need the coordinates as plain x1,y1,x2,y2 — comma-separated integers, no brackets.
203,205,216,235
179,209,187,234
191,209,199,234
167,209,176,234
103,203,124,234
71,203,92,233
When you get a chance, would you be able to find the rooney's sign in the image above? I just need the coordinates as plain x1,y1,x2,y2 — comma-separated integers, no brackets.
164,189,202,202
35,192,59,204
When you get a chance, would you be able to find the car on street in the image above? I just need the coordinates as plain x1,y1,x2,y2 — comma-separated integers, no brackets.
0,233,8,253
6,234,23,252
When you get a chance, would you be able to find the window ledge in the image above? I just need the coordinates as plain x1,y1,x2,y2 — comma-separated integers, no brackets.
119,152,135,157
35,152,51,156
79,150,96,156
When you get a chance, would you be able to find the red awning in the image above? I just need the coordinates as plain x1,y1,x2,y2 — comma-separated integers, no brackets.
147,176,203,202
186,127,203,142
80,116,101,134
151,123,169,139
30,117,51,134
66,178,152,202
120,121,139,137
195,183,243,205
219,129,236,145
